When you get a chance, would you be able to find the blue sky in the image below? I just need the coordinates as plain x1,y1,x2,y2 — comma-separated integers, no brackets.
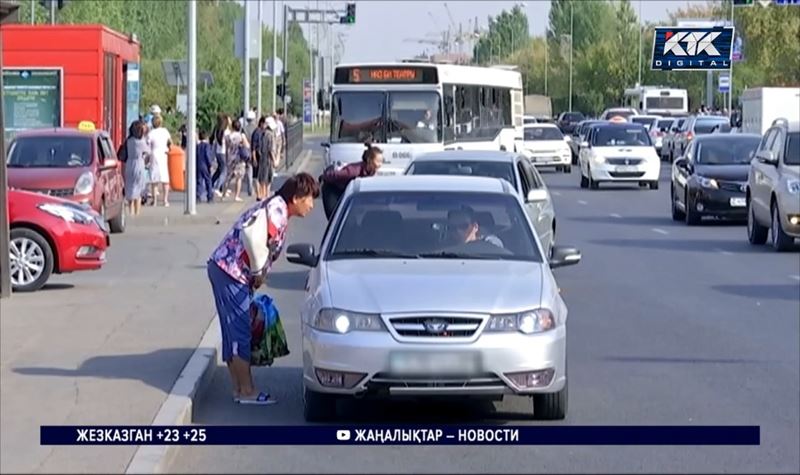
250,0,706,62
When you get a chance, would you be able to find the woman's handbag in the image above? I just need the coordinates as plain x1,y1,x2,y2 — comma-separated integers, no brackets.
240,200,271,274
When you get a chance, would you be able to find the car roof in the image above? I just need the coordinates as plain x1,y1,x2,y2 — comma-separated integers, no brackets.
412,150,519,163
594,122,647,130
778,121,800,132
352,175,514,195
693,133,761,142
632,115,661,120
524,122,559,129
13,128,104,139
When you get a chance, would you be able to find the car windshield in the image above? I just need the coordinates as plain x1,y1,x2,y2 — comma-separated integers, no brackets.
329,191,542,262
524,127,563,141
407,160,517,189
592,126,651,147
563,112,584,122
694,118,729,134
785,132,800,166
696,137,760,165
657,119,674,130
631,117,658,130
330,91,442,144
7,136,93,168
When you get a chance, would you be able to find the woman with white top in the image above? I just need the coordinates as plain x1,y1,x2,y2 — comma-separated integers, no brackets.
211,114,232,196
221,120,251,202
146,115,173,207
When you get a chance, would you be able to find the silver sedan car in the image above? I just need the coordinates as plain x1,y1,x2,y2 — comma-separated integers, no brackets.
404,150,557,258
286,175,581,422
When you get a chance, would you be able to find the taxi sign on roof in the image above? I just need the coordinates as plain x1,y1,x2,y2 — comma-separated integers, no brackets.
78,121,96,132
609,116,628,123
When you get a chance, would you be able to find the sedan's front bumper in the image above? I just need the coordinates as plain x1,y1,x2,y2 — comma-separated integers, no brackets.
689,187,748,219
589,160,660,182
777,193,800,237
302,325,566,397
528,154,571,167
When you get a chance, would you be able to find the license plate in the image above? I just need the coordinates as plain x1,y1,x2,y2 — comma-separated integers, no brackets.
389,352,481,376
730,197,746,207
615,165,638,173
535,157,554,162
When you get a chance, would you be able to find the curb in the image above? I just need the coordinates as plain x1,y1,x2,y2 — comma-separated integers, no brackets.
125,315,221,474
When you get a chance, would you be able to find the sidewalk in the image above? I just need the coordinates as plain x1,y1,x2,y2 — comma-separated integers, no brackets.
0,148,313,474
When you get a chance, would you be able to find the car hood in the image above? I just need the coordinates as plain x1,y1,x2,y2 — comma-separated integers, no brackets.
594,146,656,158
523,140,570,152
7,167,85,190
324,259,544,314
694,164,749,181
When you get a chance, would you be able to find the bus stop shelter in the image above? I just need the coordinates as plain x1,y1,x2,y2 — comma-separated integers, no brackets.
1,1,21,298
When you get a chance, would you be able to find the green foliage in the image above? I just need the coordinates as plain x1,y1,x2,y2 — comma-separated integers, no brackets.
473,5,529,65
16,0,311,128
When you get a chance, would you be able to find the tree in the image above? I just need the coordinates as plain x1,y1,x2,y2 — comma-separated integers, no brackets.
473,5,529,64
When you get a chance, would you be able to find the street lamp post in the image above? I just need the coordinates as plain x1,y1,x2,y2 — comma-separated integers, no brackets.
185,0,197,216
637,0,642,86
568,1,573,112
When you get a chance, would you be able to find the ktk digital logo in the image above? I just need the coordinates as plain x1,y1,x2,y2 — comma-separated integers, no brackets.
651,27,734,71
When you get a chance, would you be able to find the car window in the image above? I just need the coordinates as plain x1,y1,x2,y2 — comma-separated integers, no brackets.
525,161,544,189
696,137,760,165
592,126,651,147
516,161,531,195
680,118,692,132
631,117,657,130
328,191,543,262
524,126,563,141
759,128,777,153
6,136,93,168
408,160,517,189
784,132,799,166
657,119,674,130
685,142,695,161
693,118,729,134
769,130,784,157
101,137,116,159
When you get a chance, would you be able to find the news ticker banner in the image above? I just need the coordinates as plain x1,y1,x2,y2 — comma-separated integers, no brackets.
41,425,760,446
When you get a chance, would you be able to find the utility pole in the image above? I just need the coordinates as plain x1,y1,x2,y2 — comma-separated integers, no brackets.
272,0,277,112
568,1,573,112
282,2,288,112
257,0,263,118
544,28,548,96
243,0,251,119
637,0,642,86
49,0,54,24
185,0,197,215
30,0,34,24
728,0,734,114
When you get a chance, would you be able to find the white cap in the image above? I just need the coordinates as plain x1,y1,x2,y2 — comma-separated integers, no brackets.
265,117,277,130
150,105,161,115
246,110,256,120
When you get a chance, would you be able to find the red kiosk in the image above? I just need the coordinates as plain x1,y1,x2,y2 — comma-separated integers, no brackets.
1,24,141,148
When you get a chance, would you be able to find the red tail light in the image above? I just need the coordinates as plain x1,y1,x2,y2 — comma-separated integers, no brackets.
687,131,694,141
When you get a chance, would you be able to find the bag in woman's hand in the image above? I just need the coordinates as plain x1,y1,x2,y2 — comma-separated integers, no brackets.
249,294,289,367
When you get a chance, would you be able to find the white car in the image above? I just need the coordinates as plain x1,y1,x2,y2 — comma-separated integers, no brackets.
578,122,661,190
516,123,573,173
599,107,639,121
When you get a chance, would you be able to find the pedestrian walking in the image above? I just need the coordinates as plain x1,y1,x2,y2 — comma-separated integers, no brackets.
259,117,279,199
146,115,172,207
274,109,286,169
319,143,384,219
250,116,266,200
211,114,232,195
221,120,251,202
207,172,320,404
196,130,215,203
243,111,258,198
122,120,150,216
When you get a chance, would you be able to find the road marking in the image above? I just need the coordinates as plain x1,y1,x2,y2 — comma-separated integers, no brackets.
713,248,733,256
577,200,588,205
790,275,800,282
651,227,669,235
610,213,622,219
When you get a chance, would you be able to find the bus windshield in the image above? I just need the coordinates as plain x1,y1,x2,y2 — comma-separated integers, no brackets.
331,91,442,144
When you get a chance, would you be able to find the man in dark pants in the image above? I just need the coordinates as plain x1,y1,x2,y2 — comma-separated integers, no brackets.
196,131,215,202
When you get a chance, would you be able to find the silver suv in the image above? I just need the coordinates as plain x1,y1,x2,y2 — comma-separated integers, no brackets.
746,119,800,251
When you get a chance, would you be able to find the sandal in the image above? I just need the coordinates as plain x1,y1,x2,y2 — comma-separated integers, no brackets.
236,391,277,405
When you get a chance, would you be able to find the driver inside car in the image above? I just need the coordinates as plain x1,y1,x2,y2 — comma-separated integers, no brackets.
445,207,504,248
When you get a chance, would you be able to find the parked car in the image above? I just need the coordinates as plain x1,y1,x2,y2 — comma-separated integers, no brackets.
405,150,557,257
6,122,126,234
8,189,110,292
516,123,573,173
286,175,581,421
671,134,761,225
578,122,661,190
556,111,586,135
746,119,800,251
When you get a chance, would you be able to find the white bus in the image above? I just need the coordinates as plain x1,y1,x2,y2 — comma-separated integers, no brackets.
623,86,688,117
324,62,524,175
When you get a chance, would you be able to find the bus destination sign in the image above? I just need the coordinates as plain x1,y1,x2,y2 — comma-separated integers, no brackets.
335,66,438,84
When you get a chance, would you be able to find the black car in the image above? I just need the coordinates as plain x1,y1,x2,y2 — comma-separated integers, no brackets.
670,134,762,225
557,111,586,135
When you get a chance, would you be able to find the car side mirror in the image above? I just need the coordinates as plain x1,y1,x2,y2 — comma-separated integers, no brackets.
674,158,690,172
321,142,330,148
286,243,317,267
563,136,571,142
580,141,589,148
526,188,548,203
549,246,581,269
756,150,778,165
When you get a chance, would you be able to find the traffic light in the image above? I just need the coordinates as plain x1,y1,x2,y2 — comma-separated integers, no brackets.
732,0,753,6
340,3,355,24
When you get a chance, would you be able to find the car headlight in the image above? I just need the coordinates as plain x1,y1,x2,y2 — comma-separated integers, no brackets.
787,179,800,195
592,154,605,164
696,176,719,189
38,203,95,225
312,308,385,334
74,171,95,195
486,309,556,334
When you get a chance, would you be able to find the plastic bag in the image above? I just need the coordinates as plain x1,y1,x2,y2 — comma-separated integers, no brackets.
250,294,290,367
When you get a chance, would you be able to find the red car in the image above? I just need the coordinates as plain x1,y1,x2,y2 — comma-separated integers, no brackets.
6,122,126,234
8,189,110,292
